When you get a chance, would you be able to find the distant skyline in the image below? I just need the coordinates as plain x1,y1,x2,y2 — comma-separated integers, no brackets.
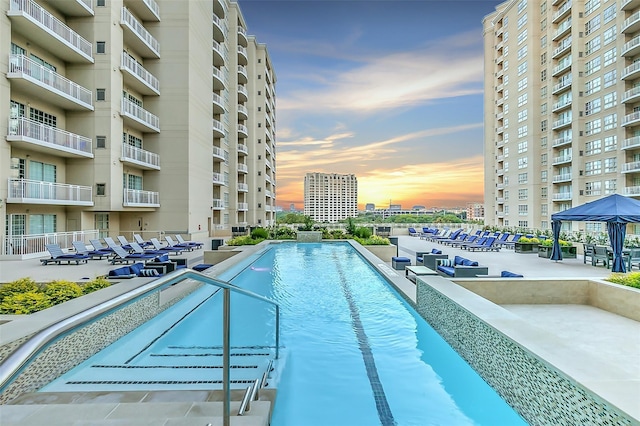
239,0,503,209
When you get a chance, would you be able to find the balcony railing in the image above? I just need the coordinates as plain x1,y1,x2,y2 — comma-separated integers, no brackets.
623,10,640,33
624,186,640,196
121,98,160,132
622,111,640,126
237,202,248,211
553,135,572,147
552,1,572,22
553,117,572,129
7,178,93,205
121,7,160,58
553,154,572,164
553,173,572,182
238,85,248,99
238,144,248,155
2,229,99,257
238,183,248,192
622,160,640,173
622,86,640,103
622,61,640,80
8,54,93,110
9,0,93,61
212,198,225,210
212,146,226,160
552,192,573,201
7,117,92,157
121,144,160,169
622,35,640,57
553,18,572,40
237,104,248,118
552,78,572,93
553,97,572,111
623,136,640,150
237,163,248,173
238,124,248,137
213,172,226,185
120,52,159,95
123,188,159,207
213,119,225,136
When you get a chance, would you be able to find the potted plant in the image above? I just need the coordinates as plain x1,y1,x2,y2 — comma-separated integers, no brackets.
538,239,577,259
514,236,541,253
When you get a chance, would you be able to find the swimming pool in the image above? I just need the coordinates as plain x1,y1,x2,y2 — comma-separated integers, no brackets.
43,242,527,425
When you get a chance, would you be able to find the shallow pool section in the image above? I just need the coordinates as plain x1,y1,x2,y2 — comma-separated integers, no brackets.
43,242,527,425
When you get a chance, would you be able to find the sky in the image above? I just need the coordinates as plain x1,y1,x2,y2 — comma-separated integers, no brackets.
238,0,504,210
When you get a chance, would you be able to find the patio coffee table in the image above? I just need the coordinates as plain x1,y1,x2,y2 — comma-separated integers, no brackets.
405,265,438,282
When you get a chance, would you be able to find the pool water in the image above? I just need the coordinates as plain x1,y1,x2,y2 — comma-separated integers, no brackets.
43,242,527,425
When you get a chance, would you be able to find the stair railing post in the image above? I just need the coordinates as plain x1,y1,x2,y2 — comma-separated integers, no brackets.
223,287,230,426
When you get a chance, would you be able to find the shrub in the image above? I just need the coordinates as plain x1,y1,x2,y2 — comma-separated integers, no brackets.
541,239,571,247
275,227,296,239
0,278,38,301
518,237,540,244
82,277,111,294
606,272,640,289
44,280,83,305
354,235,390,245
251,227,269,239
354,227,372,239
0,292,52,314
226,235,264,246
331,229,347,239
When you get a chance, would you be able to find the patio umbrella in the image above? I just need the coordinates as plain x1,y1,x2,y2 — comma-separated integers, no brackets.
607,222,627,273
550,220,562,261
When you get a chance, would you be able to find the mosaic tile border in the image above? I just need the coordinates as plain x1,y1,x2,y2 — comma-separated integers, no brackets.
0,282,202,404
415,282,634,426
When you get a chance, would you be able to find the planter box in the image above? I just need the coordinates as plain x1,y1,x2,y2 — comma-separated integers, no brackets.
515,242,539,254
363,244,397,262
538,245,577,259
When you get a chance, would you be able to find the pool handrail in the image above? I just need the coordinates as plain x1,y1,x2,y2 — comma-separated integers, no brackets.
0,268,280,426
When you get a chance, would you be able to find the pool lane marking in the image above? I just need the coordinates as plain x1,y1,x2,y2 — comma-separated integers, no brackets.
334,254,397,426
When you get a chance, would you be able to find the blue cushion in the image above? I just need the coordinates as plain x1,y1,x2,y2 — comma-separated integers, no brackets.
431,249,442,254
501,270,523,277
193,264,213,272
129,263,144,274
155,254,170,262
462,259,479,266
437,266,455,276
454,256,465,265
416,256,423,262
392,257,411,262
109,266,132,277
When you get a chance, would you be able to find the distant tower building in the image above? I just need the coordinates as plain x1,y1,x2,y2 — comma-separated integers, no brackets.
304,173,358,223
467,203,485,222
365,203,375,211
289,203,296,212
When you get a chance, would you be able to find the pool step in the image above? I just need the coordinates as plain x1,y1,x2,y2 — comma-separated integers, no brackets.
2,390,275,426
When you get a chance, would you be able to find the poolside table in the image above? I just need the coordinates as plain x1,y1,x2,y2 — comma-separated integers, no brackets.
405,265,438,282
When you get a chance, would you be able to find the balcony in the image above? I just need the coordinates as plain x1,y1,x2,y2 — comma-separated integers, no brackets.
237,26,248,46
121,144,160,170
497,168,504,176
553,154,572,165
623,11,640,34
237,104,248,120
552,1,572,23
212,66,225,90
51,0,94,16
552,117,572,130
123,188,159,207
622,86,640,103
553,173,572,183
553,135,572,147
120,52,160,96
212,198,225,210
121,7,160,58
238,85,248,102
121,98,160,133
552,39,572,58
622,35,640,58
8,0,93,63
212,40,225,66
622,61,640,80
237,163,248,174
622,160,640,173
622,0,640,10
212,14,224,41
552,78,572,94
237,46,248,65
623,136,640,150
7,178,93,206
238,65,247,83
237,203,248,211
124,0,160,22
8,54,93,110
237,144,248,155
238,124,248,138
212,172,226,186
212,146,226,161
552,57,572,76
7,117,93,158
213,119,225,137
552,192,573,201
552,97,572,112
237,183,249,193
553,19,572,41
622,111,640,127
213,93,224,112
624,186,640,196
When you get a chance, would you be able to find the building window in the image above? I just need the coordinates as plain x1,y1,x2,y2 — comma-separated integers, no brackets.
96,136,106,148
96,41,106,54
96,89,106,101
604,157,617,173
97,0,106,5
95,213,109,238
96,183,106,196
30,107,56,127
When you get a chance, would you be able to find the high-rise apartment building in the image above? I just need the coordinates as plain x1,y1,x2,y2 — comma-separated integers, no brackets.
304,172,358,223
467,202,485,221
0,0,276,256
483,0,639,234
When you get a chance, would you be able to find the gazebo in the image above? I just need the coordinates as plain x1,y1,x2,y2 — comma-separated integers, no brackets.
550,194,640,273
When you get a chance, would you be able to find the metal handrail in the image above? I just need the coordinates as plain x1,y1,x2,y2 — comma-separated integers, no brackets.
0,268,280,426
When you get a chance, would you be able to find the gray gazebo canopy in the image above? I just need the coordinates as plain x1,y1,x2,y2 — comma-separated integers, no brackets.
550,194,640,273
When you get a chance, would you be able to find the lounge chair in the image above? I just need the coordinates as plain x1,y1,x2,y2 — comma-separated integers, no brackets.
592,246,611,268
435,229,463,244
165,235,195,251
150,237,185,255
110,245,156,264
104,237,123,251
499,234,522,249
129,241,165,256
448,235,478,247
495,233,510,245
408,227,419,237
72,241,110,260
626,248,640,271
461,236,487,250
466,236,500,252
117,236,134,251
133,233,154,248
175,234,204,250
41,244,89,265
89,239,115,255
439,232,468,246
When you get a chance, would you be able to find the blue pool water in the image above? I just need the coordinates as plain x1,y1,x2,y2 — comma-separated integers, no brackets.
43,242,527,425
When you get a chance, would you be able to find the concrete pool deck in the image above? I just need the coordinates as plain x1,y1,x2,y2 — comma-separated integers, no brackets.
0,236,639,425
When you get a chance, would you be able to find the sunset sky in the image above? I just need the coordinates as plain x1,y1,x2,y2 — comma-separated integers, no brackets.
239,0,503,210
